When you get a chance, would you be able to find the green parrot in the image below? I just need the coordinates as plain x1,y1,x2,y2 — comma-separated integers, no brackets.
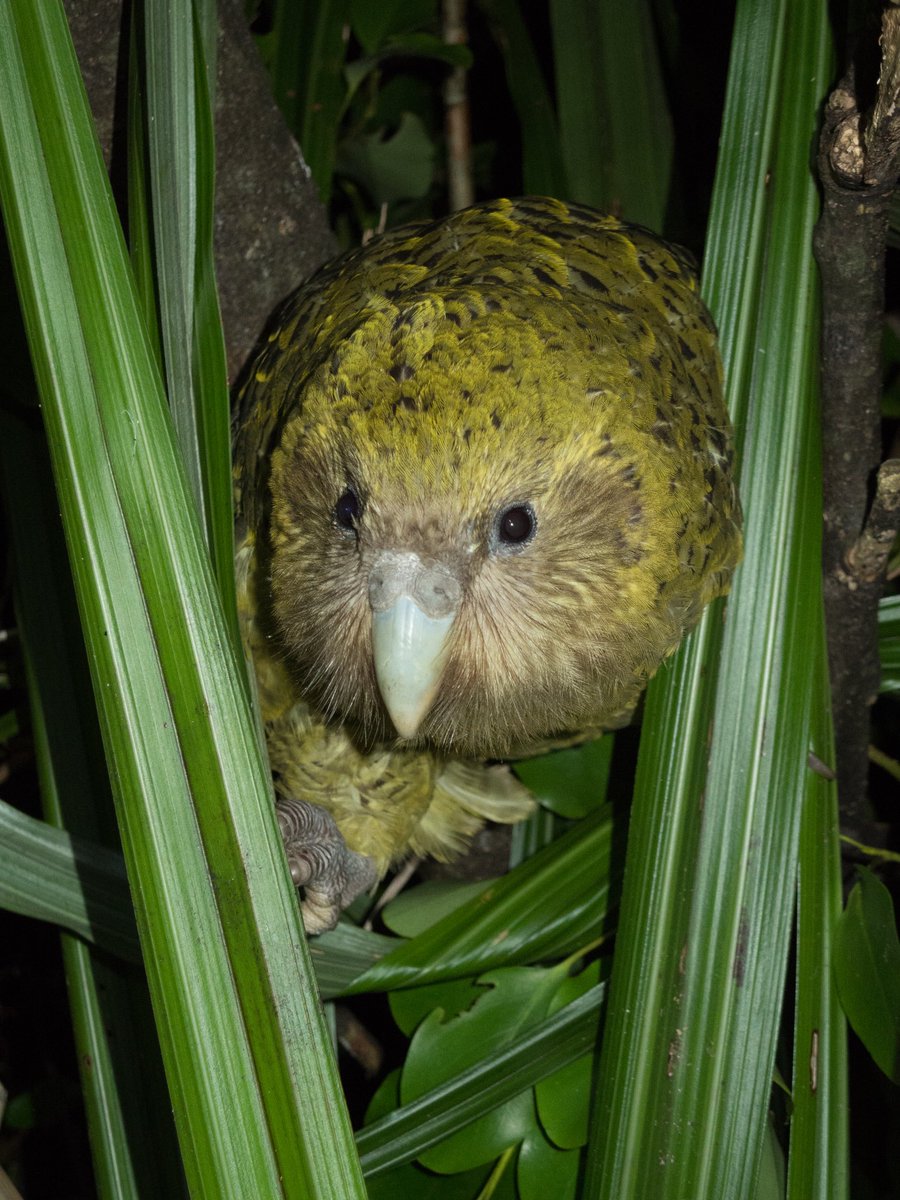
233,196,742,932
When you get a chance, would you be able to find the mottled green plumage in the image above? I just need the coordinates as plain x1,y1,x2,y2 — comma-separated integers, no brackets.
234,197,741,917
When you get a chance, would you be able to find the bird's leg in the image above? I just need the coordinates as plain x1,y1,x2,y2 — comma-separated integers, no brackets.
275,798,377,934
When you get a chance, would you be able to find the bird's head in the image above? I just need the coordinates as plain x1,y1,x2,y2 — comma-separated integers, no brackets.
264,285,705,757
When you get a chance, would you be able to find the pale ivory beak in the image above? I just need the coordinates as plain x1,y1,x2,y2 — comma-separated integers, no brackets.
369,551,460,739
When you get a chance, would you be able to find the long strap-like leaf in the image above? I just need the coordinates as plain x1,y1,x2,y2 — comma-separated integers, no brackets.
0,4,366,1196
586,2,841,1196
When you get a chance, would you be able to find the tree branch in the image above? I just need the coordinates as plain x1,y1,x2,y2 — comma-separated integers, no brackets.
814,5,900,831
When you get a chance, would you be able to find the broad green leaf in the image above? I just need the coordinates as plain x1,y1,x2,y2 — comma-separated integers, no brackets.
533,961,601,1149
345,36,472,99
402,964,568,1173
350,0,438,53
833,870,900,1084
389,975,488,1037
382,32,472,66
367,1156,496,1198
265,0,349,204
513,738,613,818
336,111,435,205
517,1130,580,1200
382,878,494,938
363,1072,508,1198
357,984,604,1176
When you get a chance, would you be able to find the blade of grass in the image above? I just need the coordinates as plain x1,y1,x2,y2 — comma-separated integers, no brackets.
586,1,834,1195
0,4,366,1196
0,16,284,1193
0,794,412,1000
787,610,848,1199
678,11,830,1190
189,2,236,624
26,665,186,1197
0,796,140,964
549,0,672,226
264,1,349,205
879,594,900,693
140,0,235,621
475,0,568,196
143,0,203,520
1,393,184,1197
126,16,161,370
0,410,138,968
0,796,615,998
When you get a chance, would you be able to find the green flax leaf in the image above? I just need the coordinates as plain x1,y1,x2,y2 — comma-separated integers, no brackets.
586,2,835,1196
0,3,366,1195
787,613,848,1198
549,0,672,225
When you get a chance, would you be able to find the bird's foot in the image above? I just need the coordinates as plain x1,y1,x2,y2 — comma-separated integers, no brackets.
276,798,377,934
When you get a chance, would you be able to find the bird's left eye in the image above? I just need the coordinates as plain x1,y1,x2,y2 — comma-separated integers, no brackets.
334,487,361,531
495,503,536,549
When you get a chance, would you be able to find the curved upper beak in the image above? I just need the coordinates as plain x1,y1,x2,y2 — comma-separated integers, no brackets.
369,551,460,739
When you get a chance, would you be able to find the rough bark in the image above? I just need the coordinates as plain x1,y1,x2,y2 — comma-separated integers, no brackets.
63,0,337,383
814,7,900,832
213,1,337,381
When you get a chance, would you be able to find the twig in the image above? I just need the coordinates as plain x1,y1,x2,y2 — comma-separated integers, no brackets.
840,834,900,864
843,457,900,583
363,855,422,929
443,0,474,212
869,740,900,782
334,1005,383,1076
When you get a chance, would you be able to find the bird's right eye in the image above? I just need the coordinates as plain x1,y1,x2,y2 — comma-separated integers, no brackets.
334,487,361,531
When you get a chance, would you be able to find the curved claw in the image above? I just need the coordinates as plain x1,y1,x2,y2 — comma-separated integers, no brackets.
276,798,377,934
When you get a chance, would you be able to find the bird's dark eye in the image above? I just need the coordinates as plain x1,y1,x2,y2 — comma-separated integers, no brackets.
496,503,536,547
334,487,361,531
